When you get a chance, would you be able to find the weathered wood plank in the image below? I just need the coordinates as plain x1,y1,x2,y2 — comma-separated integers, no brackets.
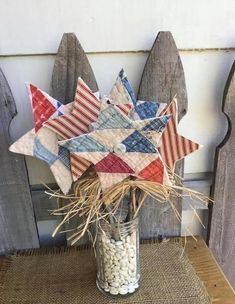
50,32,98,104
49,33,99,245
186,237,235,303
0,68,39,254
32,188,59,221
138,31,188,238
209,61,235,288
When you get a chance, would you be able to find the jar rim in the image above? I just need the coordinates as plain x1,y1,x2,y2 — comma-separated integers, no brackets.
97,216,139,232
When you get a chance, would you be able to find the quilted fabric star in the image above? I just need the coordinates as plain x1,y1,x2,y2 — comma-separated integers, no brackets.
159,97,201,171
44,78,133,181
59,104,171,191
116,71,201,172
10,84,73,194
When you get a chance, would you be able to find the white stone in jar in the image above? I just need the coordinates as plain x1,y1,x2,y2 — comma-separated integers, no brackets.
115,240,123,246
128,286,136,293
110,281,119,288
110,287,119,295
119,288,128,295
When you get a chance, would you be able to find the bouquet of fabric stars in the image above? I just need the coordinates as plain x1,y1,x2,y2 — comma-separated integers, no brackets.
10,70,207,244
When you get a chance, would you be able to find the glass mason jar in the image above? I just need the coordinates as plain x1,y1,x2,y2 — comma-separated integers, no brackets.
96,217,140,296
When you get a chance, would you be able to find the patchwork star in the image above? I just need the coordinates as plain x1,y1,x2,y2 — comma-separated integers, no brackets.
159,97,201,172
59,104,171,191
115,71,201,172
10,68,201,196
10,83,73,194
44,78,133,181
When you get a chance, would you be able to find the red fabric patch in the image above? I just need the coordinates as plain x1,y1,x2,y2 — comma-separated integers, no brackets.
116,104,132,116
95,153,134,173
30,84,56,132
138,158,164,183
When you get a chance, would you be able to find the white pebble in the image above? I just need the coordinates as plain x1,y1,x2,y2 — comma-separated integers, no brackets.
115,240,123,246
133,283,139,289
110,287,119,295
115,253,122,260
128,286,136,293
110,281,119,288
119,288,128,295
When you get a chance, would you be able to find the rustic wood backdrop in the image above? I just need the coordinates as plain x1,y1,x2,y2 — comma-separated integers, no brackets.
209,61,235,288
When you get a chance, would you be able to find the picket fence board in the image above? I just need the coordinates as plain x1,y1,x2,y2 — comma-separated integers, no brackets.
0,68,39,254
209,61,235,288
50,32,98,104
49,33,99,245
138,31,187,238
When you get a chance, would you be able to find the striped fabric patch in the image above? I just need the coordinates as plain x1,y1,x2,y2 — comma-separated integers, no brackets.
116,103,132,116
159,98,200,171
45,78,100,180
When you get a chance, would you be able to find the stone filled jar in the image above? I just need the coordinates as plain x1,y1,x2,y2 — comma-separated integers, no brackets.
96,217,140,296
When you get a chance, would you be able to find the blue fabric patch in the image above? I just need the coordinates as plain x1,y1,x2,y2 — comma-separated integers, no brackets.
92,106,133,130
122,130,156,153
33,137,58,166
119,69,137,105
142,115,171,132
61,135,108,153
135,101,160,119
56,101,62,109
58,146,70,169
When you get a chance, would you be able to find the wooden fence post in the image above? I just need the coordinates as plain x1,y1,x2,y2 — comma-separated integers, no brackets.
209,61,235,288
0,68,39,253
50,33,98,245
50,32,98,104
138,31,188,238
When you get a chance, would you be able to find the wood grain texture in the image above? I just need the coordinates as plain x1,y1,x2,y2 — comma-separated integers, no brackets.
50,32,98,104
138,31,187,238
50,33,99,245
209,61,235,288
32,189,58,221
185,237,235,303
0,68,39,254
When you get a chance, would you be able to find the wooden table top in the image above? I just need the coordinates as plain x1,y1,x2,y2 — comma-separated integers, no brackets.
0,236,234,303
185,237,235,304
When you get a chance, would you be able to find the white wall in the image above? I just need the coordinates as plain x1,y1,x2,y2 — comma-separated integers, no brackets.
0,0,234,184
